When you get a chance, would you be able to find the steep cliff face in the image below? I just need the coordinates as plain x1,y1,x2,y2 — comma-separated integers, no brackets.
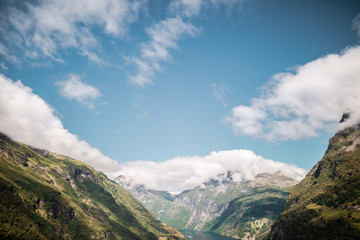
267,124,360,240
0,133,184,240
116,171,299,239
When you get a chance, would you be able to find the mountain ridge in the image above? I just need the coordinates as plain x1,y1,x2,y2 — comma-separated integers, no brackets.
116,170,299,239
266,121,360,239
0,133,185,240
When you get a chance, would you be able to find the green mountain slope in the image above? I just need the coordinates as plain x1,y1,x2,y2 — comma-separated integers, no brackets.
204,175,292,240
117,172,299,239
0,133,184,240
266,124,360,240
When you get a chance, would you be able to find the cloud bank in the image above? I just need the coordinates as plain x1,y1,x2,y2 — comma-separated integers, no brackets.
225,45,360,141
0,74,120,172
111,149,306,193
0,72,306,194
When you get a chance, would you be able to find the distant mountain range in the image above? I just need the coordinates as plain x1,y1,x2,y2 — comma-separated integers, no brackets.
0,133,184,240
116,170,299,239
116,116,360,240
266,120,360,239
2,116,359,240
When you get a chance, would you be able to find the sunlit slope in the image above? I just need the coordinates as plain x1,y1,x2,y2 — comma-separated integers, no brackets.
267,125,360,240
0,133,184,240
117,172,298,239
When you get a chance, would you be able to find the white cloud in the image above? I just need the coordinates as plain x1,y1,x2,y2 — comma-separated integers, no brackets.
169,0,248,18
127,0,251,86
110,149,306,193
225,45,360,141
0,0,145,64
0,74,120,172
353,12,360,38
56,74,101,108
127,16,200,86
169,0,203,17
0,42,19,64
212,83,229,107
0,62,7,70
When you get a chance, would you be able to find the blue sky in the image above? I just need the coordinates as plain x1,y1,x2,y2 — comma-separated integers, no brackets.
1,0,360,191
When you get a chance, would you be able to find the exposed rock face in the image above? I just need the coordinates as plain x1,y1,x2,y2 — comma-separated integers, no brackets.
29,146,50,158
266,122,360,240
116,171,299,239
74,167,98,182
0,133,185,240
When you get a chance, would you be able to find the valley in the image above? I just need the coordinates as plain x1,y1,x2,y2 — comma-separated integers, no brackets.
116,170,299,239
1,120,360,239
1,1,359,239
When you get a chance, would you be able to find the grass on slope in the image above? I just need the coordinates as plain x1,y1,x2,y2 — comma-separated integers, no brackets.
267,127,360,240
0,133,184,240
204,188,289,239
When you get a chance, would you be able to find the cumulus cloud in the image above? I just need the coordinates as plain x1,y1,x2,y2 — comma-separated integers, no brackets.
225,45,360,141
0,74,120,172
110,149,306,193
57,74,101,108
0,0,145,64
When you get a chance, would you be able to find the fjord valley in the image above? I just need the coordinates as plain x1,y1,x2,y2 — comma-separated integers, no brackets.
1,0,360,239
0,133,184,240
2,121,360,240
115,117,360,240
116,167,300,239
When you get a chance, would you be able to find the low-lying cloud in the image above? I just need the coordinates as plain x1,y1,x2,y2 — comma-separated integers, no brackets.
111,149,307,193
225,45,360,141
0,73,307,194
0,74,120,172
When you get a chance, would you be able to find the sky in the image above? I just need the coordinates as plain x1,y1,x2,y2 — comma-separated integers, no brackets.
1,0,360,192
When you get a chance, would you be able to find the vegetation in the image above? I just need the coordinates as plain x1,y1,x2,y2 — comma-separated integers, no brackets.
204,188,289,239
124,171,298,239
266,126,360,240
0,133,185,240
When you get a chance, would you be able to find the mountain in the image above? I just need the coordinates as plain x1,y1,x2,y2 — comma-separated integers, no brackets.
0,133,185,240
266,120,360,239
116,171,299,239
